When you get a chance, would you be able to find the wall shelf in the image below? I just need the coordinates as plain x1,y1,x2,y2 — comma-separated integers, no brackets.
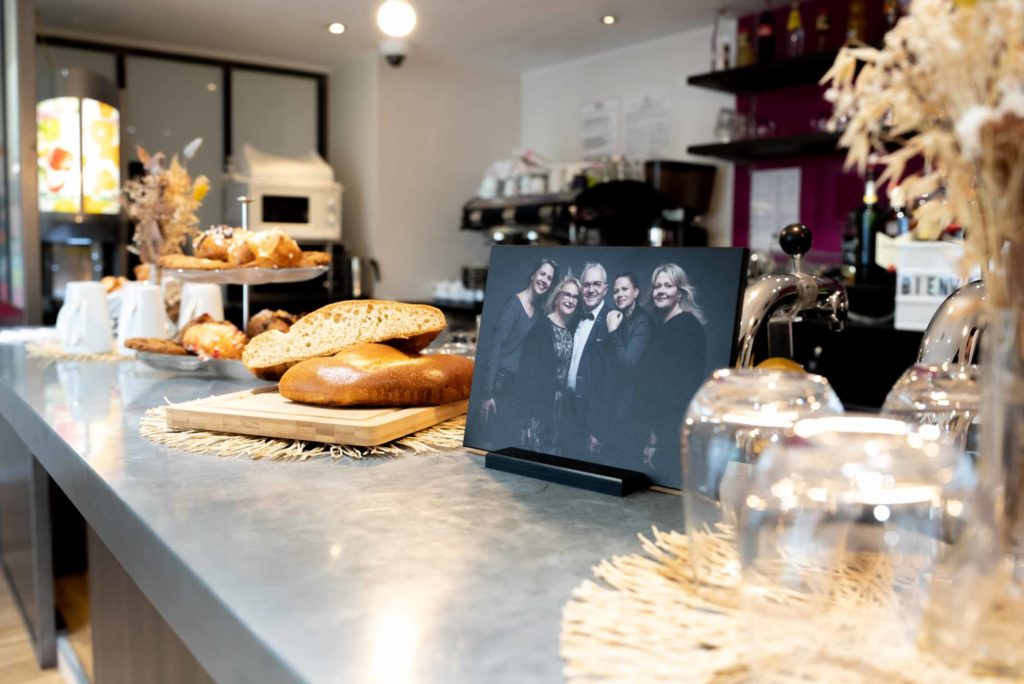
687,51,840,94
687,132,842,162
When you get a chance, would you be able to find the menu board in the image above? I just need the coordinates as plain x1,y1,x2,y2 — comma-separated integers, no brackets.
81,98,120,215
37,96,82,214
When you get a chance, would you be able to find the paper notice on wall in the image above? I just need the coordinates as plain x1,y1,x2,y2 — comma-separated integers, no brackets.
750,168,801,253
624,92,672,160
580,97,621,160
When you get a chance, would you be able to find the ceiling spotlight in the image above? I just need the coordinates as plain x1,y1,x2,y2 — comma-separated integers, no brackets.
601,15,618,25
328,22,346,35
377,0,417,38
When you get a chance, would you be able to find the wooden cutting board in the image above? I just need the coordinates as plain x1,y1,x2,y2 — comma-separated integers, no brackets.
164,387,468,447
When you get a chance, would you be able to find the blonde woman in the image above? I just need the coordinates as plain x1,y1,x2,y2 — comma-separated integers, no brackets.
644,263,707,469
518,275,581,453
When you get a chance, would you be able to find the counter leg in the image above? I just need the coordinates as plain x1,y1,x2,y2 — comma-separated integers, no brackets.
88,528,215,684
0,416,56,668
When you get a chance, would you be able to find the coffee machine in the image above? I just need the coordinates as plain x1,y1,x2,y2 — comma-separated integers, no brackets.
644,160,717,247
459,158,717,249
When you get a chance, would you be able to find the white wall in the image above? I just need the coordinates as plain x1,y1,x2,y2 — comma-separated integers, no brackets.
330,53,379,263
520,25,736,246
331,52,519,301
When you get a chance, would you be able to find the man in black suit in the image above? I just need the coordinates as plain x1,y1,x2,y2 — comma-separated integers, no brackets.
565,262,610,456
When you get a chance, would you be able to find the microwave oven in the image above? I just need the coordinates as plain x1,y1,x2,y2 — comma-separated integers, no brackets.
224,179,343,242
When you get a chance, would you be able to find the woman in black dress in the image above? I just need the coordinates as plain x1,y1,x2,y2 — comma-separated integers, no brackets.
478,258,557,449
604,272,655,460
519,275,580,454
644,263,707,472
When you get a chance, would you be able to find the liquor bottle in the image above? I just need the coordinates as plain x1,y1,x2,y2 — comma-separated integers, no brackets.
847,0,866,42
785,2,805,58
736,30,754,67
714,42,732,70
857,172,879,284
882,0,901,30
757,9,777,63
884,187,911,236
814,7,831,52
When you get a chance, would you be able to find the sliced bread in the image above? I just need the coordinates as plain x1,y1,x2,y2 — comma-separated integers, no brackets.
242,300,446,380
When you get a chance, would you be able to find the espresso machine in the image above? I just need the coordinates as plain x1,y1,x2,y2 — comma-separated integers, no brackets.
644,160,717,247
460,158,717,249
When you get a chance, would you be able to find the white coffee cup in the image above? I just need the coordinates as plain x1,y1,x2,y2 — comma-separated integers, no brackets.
117,283,174,354
178,283,224,329
56,281,114,354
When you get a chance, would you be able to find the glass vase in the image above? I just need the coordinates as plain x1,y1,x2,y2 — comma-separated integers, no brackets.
974,309,1024,674
920,308,1024,675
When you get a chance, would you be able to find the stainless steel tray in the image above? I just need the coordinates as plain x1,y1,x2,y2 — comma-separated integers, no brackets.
135,352,261,381
168,266,328,286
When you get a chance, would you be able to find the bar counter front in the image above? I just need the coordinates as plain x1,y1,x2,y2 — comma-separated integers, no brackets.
0,342,683,683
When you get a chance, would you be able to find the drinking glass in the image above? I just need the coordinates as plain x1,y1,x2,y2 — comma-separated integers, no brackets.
741,415,970,680
681,368,843,589
714,108,737,143
882,363,979,453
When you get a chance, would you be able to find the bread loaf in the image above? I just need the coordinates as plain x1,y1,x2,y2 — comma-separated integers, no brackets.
242,300,447,380
279,343,473,407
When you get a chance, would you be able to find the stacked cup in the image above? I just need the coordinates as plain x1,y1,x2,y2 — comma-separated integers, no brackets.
56,281,114,354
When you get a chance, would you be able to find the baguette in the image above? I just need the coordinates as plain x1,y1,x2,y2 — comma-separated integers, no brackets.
279,343,473,407
242,300,447,380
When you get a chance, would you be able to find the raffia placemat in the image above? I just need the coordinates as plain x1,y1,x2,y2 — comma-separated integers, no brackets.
560,527,1015,684
26,342,133,364
140,404,467,461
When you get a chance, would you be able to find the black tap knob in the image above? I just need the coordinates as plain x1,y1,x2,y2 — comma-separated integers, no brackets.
779,223,812,258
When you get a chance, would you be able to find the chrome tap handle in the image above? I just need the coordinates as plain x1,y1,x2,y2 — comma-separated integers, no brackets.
779,223,812,273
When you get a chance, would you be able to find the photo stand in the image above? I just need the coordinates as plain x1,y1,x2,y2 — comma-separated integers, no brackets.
485,447,650,497
464,245,749,493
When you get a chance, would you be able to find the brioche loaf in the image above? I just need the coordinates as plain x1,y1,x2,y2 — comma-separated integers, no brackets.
242,300,447,380
279,343,473,406
182,319,248,360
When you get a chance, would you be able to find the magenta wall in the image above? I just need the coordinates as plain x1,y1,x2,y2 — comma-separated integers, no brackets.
728,0,891,255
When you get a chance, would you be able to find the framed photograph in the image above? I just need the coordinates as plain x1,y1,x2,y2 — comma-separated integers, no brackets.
465,246,749,490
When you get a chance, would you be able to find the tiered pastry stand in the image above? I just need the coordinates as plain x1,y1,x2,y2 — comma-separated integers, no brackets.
168,196,327,330
168,265,328,331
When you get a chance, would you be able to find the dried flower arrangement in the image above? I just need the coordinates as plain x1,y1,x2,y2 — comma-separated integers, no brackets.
823,0,1024,310
121,139,209,266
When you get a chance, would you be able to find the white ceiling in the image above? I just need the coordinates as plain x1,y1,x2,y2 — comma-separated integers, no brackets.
37,0,761,74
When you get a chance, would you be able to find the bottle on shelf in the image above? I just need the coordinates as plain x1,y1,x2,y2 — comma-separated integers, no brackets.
856,170,879,284
714,42,732,70
785,2,806,58
814,7,831,52
882,0,901,30
757,7,777,63
711,8,729,71
856,170,896,285
847,0,866,43
884,186,911,237
736,29,754,67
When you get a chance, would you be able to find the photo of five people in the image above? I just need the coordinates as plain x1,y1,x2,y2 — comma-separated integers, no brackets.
465,246,748,489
